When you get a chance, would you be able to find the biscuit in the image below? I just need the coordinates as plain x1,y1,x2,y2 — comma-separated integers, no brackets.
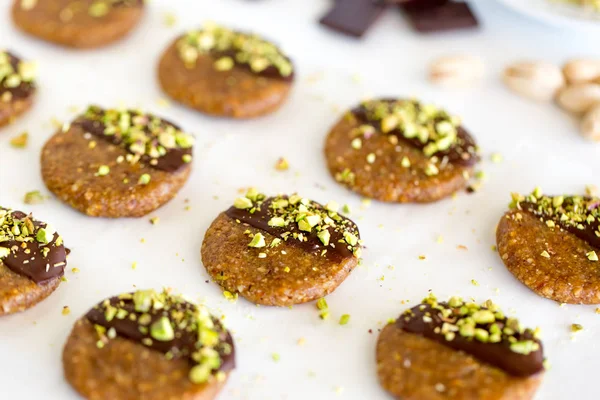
12,0,144,49
497,189,600,304
63,288,235,400
324,99,479,202
377,294,544,400
41,106,193,218
158,23,294,118
0,50,36,127
0,208,66,315
201,190,362,306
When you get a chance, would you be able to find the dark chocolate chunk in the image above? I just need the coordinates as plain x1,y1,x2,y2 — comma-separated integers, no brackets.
401,1,479,33
320,0,388,38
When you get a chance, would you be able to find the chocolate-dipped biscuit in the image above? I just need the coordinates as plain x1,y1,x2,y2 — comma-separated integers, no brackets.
12,0,144,49
158,23,294,119
324,99,479,203
497,188,600,304
63,288,235,400
0,50,36,127
41,105,193,218
201,189,362,306
377,294,544,400
0,208,67,315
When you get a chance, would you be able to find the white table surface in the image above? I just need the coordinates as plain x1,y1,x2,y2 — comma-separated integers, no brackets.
1,1,599,399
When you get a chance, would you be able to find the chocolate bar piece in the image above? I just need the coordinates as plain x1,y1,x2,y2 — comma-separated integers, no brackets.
402,1,479,33
320,0,389,38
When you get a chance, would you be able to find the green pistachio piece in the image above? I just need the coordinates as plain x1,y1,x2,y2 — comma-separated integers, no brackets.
317,229,330,246
24,190,44,205
288,194,301,205
448,296,463,308
150,316,175,341
245,188,259,201
424,163,439,176
271,199,289,209
268,217,285,227
0,247,10,258
343,231,358,246
381,115,398,133
234,197,253,209
305,215,321,227
325,201,339,213
189,364,212,384
298,219,312,232
316,298,328,310
214,56,234,71
459,324,475,337
474,328,489,342
200,327,219,347
510,340,539,355
248,233,266,248
36,227,53,244
133,290,153,312
471,310,495,324
138,174,151,185
587,251,598,261
96,165,110,176
89,1,109,17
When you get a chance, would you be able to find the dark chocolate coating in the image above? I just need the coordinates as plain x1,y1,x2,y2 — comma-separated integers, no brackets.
73,108,192,173
0,210,66,284
86,295,235,374
1,52,36,100
352,99,479,167
520,199,600,250
397,302,544,377
225,197,359,263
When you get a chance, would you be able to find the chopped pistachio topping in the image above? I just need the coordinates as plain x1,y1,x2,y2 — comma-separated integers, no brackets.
177,23,293,78
0,208,54,248
90,289,230,385
339,314,350,325
402,294,541,356
0,51,36,94
231,189,362,258
353,99,476,168
510,189,600,250
81,106,194,165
